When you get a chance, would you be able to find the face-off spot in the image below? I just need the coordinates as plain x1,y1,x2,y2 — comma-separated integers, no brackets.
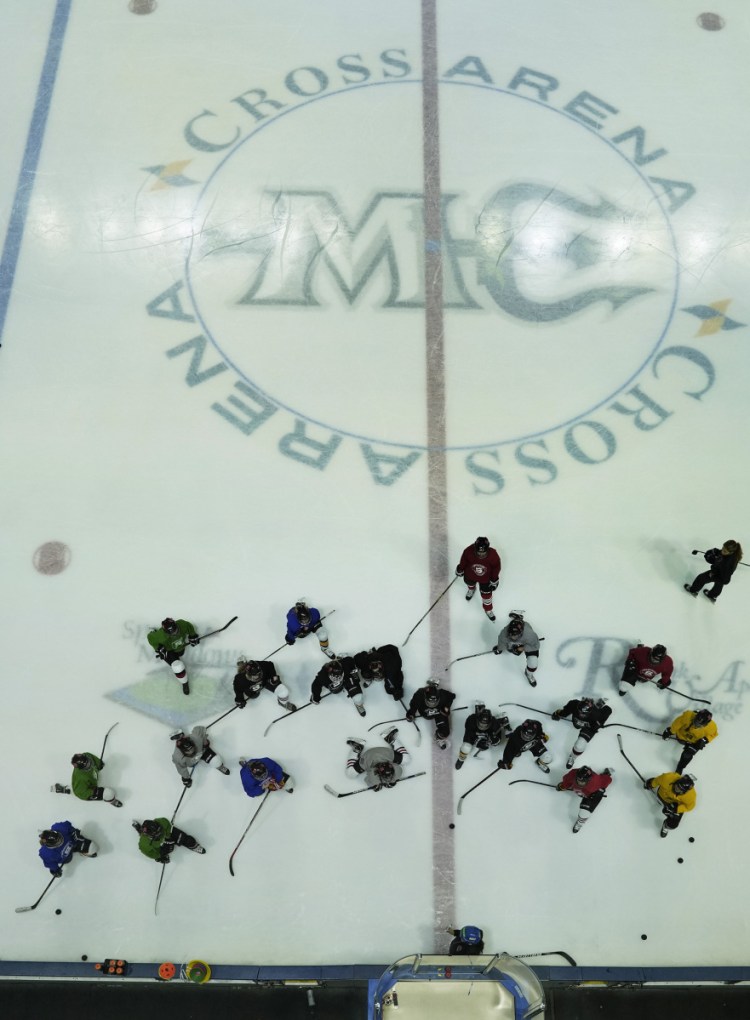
697,13,725,30
33,541,71,575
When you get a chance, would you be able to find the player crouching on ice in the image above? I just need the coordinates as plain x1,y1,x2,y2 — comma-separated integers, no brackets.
52,753,122,807
346,729,409,791
557,765,614,833
239,757,295,796
618,643,672,696
132,818,205,861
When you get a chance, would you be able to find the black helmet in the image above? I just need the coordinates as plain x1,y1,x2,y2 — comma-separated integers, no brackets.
39,829,64,848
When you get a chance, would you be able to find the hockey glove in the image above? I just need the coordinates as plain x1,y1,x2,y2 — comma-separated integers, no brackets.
182,777,193,788
664,802,679,815
158,854,171,864
551,711,562,721
695,737,708,750
156,646,168,660
556,783,564,791
661,729,672,740
235,699,245,709
492,646,501,655
489,579,499,590
405,712,415,722
511,645,523,656
52,869,63,878
455,567,463,576
285,636,295,646
644,778,655,789
188,635,200,646
656,680,669,689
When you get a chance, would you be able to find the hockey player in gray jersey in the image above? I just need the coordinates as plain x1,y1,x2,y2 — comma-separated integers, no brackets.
493,611,541,687
170,726,231,787
345,729,410,791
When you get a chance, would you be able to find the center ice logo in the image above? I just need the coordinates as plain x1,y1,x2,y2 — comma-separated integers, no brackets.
143,53,718,490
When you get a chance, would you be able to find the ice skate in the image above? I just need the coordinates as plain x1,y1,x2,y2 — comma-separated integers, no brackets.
702,589,717,603
566,754,575,769
110,798,123,808
217,764,231,775
189,843,206,854
346,739,364,754
525,668,537,687
355,702,366,717
454,758,464,770
465,587,476,601
485,610,496,622
683,584,697,597
535,758,550,774
182,681,190,696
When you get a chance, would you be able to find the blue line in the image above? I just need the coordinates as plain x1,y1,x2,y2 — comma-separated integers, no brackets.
0,0,72,348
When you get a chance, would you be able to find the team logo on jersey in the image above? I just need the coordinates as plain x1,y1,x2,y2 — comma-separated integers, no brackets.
473,564,487,577
141,50,724,492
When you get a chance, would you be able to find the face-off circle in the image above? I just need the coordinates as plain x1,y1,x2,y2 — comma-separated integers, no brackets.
187,81,678,450
33,541,71,575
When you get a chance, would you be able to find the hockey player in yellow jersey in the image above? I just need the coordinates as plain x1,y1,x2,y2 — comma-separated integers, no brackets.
662,709,717,774
645,772,697,837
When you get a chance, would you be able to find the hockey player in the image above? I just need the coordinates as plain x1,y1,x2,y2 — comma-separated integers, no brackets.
234,658,297,712
662,709,718,774
498,719,552,773
147,617,199,696
406,679,456,749
52,753,122,807
39,821,98,876
170,726,230,787
552,697,612,768
685,540,742,603
353,645,404,701
456,536,501,621
132,818,205,861
447,926,485,955
493,611,541,687
310,657,366,716
239,757,295,796
346,728,409,790
455,703,511,770
285,600,333,657
619,643,672,695
557,765,614,833
645,772,697,837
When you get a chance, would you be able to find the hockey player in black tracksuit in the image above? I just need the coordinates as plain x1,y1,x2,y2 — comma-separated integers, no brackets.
406,680,455,749
310,657,366,716
353,645,404,701
552,696,612,768
455,704,512,770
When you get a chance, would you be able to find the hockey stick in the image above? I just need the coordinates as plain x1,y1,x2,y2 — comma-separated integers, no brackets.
399,699,422,744
154,863,167,916
229,791,271,876
508,779,558,788
196,616,238,641
206,705,238,731
646,678,711,705
456,765,503,815
498,701,556,719
511,950,577,967
603,722,668,737
99,722,118,761
444,650,494,670
616,734,650,787
324,771,426,798
263,691,333,737
692,549,750,567
367,706,467,733
403,577,458,646
15,876,57,913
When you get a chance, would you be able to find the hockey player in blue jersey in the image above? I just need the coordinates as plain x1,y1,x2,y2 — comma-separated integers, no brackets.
38,821,99,876
284,600,333,658
239,757,295,797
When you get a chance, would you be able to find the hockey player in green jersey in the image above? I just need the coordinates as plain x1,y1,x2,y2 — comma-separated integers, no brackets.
132,818,205,861
147,617,199,695
52,753,122,807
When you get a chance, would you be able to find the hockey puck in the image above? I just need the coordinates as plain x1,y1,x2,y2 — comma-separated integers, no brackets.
689,836,695,843
677,857,684,864
641,934,647,941
449,823,455,829
82,956,88,962
55,909,62,915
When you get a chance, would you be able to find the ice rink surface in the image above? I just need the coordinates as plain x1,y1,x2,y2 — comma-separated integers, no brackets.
1,0,749,968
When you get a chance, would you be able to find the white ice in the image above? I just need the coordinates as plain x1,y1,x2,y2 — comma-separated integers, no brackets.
1,0,749,969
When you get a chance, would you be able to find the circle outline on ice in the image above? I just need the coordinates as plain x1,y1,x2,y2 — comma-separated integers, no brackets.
185,78,681,451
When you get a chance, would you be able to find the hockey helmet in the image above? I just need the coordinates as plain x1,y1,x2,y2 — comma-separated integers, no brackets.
693,709,712,727
140,819,162,839
295,601,311,624
650,644,667,664
460,925,483,945
249,760,268,780
673,774,696,795
176,736,196,756
327,659,344,678
71,753,93,771
575,766,594,787
39,829,64,848
424,681,441,708
474,537,490,556
161,618,178,634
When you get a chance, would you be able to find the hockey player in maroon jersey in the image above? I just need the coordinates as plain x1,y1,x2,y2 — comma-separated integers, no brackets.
557,765,614,833
619,643,673,696
456,537,501,621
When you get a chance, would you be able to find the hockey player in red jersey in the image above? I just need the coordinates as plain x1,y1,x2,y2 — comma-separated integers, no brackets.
456,537,501,621
558,765,613,833
619,643,673,696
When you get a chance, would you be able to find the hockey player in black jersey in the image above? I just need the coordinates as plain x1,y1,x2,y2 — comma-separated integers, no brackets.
233,658,297,712
499,719,552,773
311,657,366,716
353,645,404,701
406,679,455,749
455,703,511,769
552,696,612,768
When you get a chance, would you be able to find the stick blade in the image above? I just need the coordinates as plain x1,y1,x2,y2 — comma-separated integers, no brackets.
324,785,341,798
616,733,624,751
15,905,34,913
456,797,464,816
229,858,236,877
